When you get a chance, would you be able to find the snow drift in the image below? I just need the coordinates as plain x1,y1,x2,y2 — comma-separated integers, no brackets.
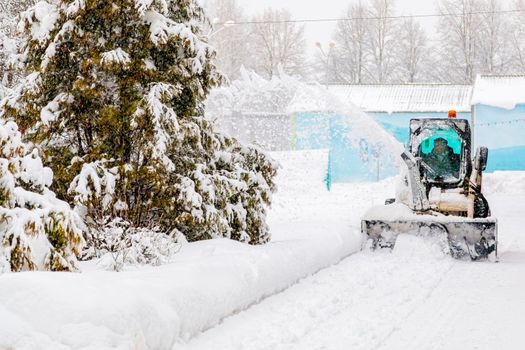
0,150,522,349
0,150,367,349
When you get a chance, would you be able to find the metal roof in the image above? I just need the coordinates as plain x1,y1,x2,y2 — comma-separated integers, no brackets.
327,84,473,113
472,75,525,109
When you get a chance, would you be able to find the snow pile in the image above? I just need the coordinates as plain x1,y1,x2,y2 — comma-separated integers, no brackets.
362,202,416,221
484,171,525,195
391,233,450,260
0,235,360,349
0,149,369,349
471,75,525,110
82,219,181,272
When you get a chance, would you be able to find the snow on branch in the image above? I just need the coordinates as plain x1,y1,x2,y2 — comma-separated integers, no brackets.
18,1,60,44
145,83,182,171
41,20,76,70
0,120,84,273
141,9,211,74
69,160,119,213
2,73,42,111
62,0,86,17
40,92,73,125
101,48,131,67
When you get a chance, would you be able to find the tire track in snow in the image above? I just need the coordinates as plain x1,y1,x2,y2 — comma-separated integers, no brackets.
177,243,456,350
177,184,525,350
376,194,525,350
372,258,458,350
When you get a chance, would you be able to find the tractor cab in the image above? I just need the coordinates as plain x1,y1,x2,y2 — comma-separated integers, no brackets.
408,118,472,189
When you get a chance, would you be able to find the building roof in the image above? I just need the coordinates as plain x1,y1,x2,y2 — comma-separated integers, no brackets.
327,84,473,113
471,75,525,110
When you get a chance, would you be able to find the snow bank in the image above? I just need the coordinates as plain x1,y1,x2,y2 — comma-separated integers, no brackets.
484,171,525,195
0,236,361,349
1,154,518,349
0,149,366,349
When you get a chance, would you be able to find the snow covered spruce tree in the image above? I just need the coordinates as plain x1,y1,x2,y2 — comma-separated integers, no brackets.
1,0,277,255
0,120,83,272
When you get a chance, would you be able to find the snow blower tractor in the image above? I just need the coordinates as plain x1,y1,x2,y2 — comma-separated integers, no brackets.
361,114,497,260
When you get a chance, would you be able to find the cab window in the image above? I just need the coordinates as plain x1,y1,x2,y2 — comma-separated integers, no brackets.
417,127,462,181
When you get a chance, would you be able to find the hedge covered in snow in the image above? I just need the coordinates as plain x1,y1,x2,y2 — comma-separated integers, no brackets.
0,0,277,272
0,120,83,272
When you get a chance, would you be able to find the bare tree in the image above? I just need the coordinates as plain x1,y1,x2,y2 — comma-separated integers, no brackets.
476,0,510,75
396,18,429,83
0,0,36,87
511,0,525,72
329,2,370,84
366,0,397,83
437,0,483,83
251,8,306,79
204,0,253,81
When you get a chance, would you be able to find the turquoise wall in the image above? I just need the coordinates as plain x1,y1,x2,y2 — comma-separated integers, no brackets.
371,112,471,148
293,106,523,185
473,104,525,172
294,113,398,185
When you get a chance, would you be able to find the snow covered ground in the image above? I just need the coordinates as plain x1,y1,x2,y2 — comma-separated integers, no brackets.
1,150,524,350
178,172,525,350
0,150,381,349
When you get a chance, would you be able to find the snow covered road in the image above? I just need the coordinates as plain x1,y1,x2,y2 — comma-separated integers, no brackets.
1,151,524,350
178,192,525,350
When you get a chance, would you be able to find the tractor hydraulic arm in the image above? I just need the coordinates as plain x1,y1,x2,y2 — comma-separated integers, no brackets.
401,151,430,212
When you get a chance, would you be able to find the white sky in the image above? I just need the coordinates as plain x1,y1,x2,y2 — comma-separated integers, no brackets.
235,0,439,54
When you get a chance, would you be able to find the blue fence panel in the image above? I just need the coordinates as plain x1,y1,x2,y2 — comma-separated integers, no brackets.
371,112,471,147
474,104,525,172
293,113,330,150
294,113,398,183
293,107,524,182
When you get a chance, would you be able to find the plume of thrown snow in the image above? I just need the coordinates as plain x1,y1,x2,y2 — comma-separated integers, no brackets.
206,68,403,164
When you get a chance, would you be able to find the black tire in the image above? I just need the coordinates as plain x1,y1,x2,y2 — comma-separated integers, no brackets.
474,193,491,218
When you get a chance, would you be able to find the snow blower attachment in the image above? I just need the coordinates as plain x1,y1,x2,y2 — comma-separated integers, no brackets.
362,117,497,260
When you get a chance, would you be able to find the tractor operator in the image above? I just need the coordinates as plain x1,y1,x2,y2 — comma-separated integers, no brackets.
423,137,460,179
